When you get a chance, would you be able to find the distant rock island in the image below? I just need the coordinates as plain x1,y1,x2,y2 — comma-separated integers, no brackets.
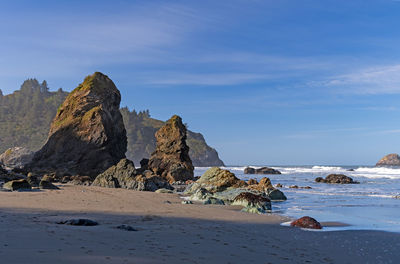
0,77,224,167
376,153,400,166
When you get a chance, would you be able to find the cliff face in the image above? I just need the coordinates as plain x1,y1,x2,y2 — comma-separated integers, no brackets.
0,79,225,167
376,153,400,166
28,72,127,177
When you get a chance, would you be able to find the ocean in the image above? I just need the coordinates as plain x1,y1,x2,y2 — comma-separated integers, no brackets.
194,166,400,232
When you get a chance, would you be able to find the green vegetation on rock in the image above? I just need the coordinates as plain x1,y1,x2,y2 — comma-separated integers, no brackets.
0,79,225,167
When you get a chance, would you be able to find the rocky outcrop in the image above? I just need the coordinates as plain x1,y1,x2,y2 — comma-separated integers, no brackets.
149,115,194,183
376,154,400,166
2,179,31,191
0,147,34,169
290,216,322,229
244,167,281,175
232,192,271,214
185,167,287,206
185,167,247,194
27,72,127,178
92,159,171,191
315,174,359,184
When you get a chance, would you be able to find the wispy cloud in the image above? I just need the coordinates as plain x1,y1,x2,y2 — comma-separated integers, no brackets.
314,64,400,94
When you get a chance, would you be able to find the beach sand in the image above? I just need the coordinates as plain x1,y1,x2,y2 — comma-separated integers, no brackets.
0,184,399,263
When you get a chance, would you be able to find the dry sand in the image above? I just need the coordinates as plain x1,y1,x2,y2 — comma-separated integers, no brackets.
0,184,399,264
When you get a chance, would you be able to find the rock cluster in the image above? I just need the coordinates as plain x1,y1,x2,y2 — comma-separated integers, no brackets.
92,159,172,192
290,216,322,229
376,153,400,166
184,167,286,214
244,167,281,175
315,174,359,184
149,115,194,183
27,72,127,178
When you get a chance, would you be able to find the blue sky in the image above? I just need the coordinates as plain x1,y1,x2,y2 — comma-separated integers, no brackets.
1,0,400,165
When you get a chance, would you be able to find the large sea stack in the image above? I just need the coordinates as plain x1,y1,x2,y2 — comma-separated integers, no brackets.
148,115,194,183
376,153,400,166
27,72,127,178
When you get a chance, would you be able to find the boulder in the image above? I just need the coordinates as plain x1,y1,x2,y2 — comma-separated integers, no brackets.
376,153,400,166
290,216,322,229
185,167,247,194
57,219,98,226
232,192,271,214
315,174,359,184
267,189,287,201
39,180,59,190
247,178,258,185
203,197,225,205
148,115,194,183
0,147,34,169
155,188,173,194
3,179,31,191
27,72,127,178
244,166,281,175
93,158,172,192
26,173,40,187
248,177,274,192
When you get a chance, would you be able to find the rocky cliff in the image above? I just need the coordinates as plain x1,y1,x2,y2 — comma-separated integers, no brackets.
149,115,194,183
376,153,400,166
27,72,127,177
0,79,224,167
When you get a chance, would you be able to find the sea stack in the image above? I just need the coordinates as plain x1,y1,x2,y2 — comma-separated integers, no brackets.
376,153,400,166
149,115,194,183
27,72,127,178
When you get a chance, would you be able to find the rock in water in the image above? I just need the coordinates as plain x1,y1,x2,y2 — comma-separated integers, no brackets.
290,216,322,229
149,115,194,183
244,166,281,175
376,153,400,166
27,72,127,178
315,174,359,184
0,147,34,169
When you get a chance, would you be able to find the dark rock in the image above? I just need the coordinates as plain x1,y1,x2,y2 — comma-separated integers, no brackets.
315,174,359,184
39,180,59,190
275,183,283,188
93,158,172,191
347,169,355,172
3,179,31,191
244,166,281,175
376,153,400,166
181,200,193,204
69,176,92,186
27,173,40,187
57,219,98,226
27,72,127,178
203,197,225,205
289,185,299,189
139,158,149,170
267,189,287,201
232,192,271,214
149,115,194,183
290,216,322,229
244,167,256,174
116,225,137,231
0,147,34,169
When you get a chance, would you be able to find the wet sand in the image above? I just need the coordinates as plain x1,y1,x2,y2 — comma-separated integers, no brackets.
0,184,399,263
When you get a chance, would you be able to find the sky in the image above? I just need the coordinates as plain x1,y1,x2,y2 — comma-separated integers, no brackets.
1,0,400,165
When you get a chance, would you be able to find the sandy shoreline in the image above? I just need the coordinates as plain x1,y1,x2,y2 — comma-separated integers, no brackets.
0,185,399,263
